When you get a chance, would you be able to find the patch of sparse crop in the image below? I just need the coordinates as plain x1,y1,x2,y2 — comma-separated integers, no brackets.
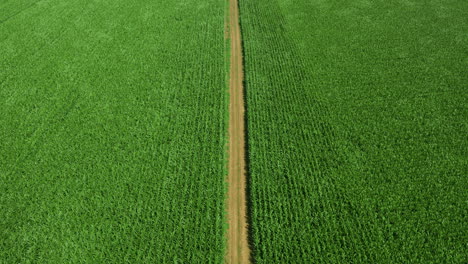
240,0,468,263
0,0,227,262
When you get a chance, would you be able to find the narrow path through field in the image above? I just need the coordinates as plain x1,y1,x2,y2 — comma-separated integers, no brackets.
226,0,250,262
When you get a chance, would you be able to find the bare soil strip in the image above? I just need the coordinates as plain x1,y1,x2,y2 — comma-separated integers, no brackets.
226,0,250,262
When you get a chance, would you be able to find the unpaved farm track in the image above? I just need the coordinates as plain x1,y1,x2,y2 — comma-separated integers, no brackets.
226,0,250,262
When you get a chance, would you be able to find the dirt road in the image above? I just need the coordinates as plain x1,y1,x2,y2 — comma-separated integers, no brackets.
225,0,250,262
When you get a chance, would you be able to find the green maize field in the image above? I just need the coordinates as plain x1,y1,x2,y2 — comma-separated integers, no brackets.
1,0,227,262
1,0,467,263
240,0,467,263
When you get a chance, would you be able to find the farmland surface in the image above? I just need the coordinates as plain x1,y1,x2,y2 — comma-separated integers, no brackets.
225,0,250,262
0,0,227,262
240,0,467,263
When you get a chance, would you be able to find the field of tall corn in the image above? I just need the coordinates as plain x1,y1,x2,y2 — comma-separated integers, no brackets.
0,0,227,262
240,0,467,262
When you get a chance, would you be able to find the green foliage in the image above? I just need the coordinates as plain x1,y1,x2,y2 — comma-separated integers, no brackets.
0,0,227,262
240,0,468,263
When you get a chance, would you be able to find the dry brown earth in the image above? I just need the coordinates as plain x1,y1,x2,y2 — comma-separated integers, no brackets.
225,0,249,262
